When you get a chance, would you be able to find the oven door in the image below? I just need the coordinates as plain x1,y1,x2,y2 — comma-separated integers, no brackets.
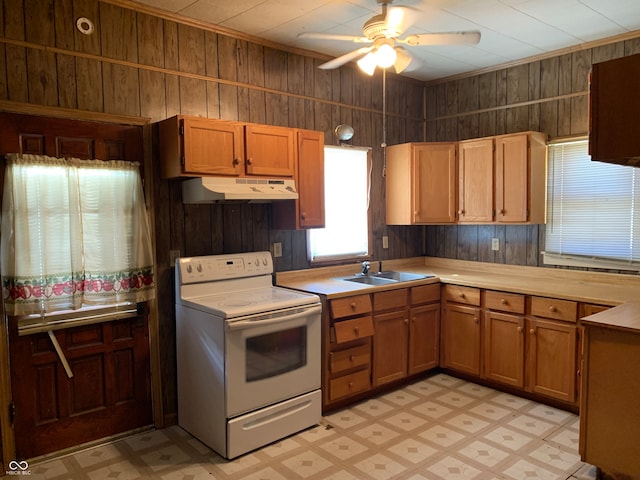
224,303,321,418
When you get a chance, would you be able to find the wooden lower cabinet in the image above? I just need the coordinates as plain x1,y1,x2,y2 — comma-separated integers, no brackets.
408,303,440,374
483,310,525,388
441,303,481,376
527,317,577,403
373,310,409,386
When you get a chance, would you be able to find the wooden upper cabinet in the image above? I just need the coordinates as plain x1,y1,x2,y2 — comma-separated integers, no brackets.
589,53,640,167
158,115,295,179
272,129,325,230
244,124,295,177
495,132,547,224
458,138,494,223
386,142,457,224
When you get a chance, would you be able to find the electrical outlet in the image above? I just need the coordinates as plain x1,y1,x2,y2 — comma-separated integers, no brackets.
382,236,389,249
273,242,282,258
491,238,500,251
169,249,180,265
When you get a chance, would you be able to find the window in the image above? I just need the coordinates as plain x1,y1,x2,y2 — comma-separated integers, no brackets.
1,154,155,318
307,146,371,263
544,139,640,271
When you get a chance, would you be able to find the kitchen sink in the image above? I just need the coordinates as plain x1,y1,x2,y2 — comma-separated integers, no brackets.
373,271,435,282
341,275,397,285
339,271,435,285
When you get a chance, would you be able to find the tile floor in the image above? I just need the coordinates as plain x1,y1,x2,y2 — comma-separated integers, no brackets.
28,374,597,480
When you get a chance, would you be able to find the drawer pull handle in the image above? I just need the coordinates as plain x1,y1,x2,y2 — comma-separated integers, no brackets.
549,306,557,313
348,381,354,389
350,302,357,310
349,355,355,362
501,298,507,305
459,293,466,298
354,327,360,336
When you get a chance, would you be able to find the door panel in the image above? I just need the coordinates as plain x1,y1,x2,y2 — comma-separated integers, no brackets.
0,112,151,459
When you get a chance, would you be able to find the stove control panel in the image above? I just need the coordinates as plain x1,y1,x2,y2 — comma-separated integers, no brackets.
177,251,273,284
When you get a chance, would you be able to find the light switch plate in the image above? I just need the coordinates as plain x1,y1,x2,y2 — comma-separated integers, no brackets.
491,238,500,251
273,242,282,258
382,236,389,249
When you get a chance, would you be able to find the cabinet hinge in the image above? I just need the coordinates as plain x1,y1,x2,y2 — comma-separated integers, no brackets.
8,401,15,424
180,155,185,166
179,124,184,136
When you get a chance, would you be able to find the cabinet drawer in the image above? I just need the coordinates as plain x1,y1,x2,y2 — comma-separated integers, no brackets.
333,316,374,343
329,369,370,401
373,289,408,311
485,290,525,314
411,283,441,305
330,343,370,374
531,297,577,323
330,295,372,319
443,285,481,306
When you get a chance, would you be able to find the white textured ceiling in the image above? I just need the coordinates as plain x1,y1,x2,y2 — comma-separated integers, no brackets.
132,0,640,81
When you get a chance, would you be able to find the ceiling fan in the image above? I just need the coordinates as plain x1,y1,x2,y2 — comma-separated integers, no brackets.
298,0,481,75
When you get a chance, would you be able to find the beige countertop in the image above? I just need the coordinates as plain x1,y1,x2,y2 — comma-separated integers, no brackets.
275,256,640,306
581,302,640,332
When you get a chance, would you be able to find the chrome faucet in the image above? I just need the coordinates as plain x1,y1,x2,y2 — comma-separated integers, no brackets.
361,261,371,275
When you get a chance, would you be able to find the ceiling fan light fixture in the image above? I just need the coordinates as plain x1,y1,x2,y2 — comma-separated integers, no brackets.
375,43,397,68
393,48,412,73
357,52,378,75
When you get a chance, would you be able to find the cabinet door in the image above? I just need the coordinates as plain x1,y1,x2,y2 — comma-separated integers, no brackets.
527,318,577,403
408,303,440,375
495,133,528,222
442,304,481,375
458,138,494,222
414,143,457,223
182,117,244,176
244,124,295,177
372,310,408,386
483,310,525,388
297,129,325,228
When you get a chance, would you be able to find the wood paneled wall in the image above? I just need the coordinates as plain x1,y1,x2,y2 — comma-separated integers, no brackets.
424,36,640,270
0,0,426,421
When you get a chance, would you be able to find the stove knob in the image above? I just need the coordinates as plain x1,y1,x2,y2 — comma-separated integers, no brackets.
255,258,260,267
262,257,268,266
186,264,192,274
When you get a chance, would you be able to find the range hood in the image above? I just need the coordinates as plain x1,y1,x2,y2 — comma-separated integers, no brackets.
182,177,298,203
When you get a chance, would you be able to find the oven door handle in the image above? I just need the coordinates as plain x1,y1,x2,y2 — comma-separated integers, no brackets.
226,304,321,331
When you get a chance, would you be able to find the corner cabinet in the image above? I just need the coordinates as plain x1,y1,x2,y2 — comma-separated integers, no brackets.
386,142,457,224
386,131,547,226
158,115,295,179
272,129,325,229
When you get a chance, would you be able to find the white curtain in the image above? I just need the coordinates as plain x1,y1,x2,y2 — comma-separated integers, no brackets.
1,154,155,315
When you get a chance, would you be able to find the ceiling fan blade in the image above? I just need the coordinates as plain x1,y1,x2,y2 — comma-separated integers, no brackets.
297,32,372,44
318,47,373,70
399,31,481,46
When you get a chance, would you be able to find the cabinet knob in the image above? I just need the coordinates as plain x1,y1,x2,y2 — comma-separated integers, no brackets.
549,306,557,313
458,209,465,215
517,326,523,333
232,158,240,166
530,328,536,335
500,209,506,215
354,327,360,336
350,302,357,310
459,293,466,298
348,381,354,389
246,158,253,165
474,317,479,323
300,212,307,220
349,355,355,362
501,298,508,305
404,318,409,324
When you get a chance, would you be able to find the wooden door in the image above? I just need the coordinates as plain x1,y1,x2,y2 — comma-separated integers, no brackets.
182,117,244,176
414,143,457,223
372,310,408,386
458,138,494,222
442,304,481,375
408,303,439,374
0,112,152,459
495,133,528,222
527,318,577,403
244,124,295,177
483,310,525,387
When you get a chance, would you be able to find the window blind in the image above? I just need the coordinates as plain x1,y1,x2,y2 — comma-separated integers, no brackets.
544,140,640,271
